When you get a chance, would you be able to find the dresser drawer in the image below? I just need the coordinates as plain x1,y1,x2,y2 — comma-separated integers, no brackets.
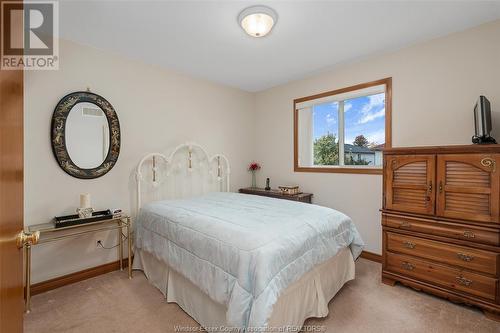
386,232,499,275
386,252,498,301
383,214,500,246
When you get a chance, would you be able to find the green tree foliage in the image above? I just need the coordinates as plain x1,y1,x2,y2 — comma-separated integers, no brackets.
314,133,371,166
313,133,338,165
353,135,369,147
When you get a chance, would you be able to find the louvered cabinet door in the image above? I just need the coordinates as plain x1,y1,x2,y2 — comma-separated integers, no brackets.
436,154,500,223
385,155,435,215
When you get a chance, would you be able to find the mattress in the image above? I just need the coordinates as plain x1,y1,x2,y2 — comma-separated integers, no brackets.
134,192,364,329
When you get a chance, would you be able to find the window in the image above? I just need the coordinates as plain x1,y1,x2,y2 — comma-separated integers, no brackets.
294,78,391,174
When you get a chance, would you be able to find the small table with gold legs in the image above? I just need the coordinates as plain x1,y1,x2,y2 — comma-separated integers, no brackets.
24,215,132,313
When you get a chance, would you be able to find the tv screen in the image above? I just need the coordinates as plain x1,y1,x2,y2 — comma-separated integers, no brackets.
474,95,492,137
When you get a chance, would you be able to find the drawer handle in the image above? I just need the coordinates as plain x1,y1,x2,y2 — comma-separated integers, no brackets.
401,262,415,271
455,276,473,287
403,241,416,249
463,230,475,239
457,253,474,262
400,221,411,228
425,182,432,205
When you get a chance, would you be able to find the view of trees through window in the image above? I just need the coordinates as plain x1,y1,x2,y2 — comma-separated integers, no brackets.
312,92,385,167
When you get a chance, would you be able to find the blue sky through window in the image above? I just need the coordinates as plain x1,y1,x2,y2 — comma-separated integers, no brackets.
313,93,385,145
313,102,339,140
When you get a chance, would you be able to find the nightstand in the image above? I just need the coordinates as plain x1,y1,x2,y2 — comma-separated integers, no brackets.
239,187,313,203
24,215,132,313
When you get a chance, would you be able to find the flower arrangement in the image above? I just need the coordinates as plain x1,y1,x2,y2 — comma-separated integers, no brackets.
248,162,261,188
248,162,261,172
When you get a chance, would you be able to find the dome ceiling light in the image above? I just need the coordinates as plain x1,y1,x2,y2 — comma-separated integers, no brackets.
238,5,278,38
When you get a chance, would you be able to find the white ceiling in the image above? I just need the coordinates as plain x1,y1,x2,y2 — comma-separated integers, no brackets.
59,1,500,92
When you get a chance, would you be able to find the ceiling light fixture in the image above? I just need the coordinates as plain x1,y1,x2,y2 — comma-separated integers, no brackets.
238,5,277,38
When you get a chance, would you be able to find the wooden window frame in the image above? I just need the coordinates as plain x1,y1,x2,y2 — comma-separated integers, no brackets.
293,77,392,175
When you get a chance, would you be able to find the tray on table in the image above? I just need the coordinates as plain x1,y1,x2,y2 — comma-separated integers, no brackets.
54,209,113,228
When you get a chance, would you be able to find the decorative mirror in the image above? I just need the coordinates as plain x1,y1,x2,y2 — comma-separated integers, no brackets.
51,91,120,179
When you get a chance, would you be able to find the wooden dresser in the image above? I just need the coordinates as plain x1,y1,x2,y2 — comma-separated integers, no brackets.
381,145,500,321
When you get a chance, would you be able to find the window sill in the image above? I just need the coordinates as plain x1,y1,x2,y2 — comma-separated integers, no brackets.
294,166,383,175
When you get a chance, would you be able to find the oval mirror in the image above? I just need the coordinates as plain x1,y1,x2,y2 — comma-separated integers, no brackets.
65,102,110,169
51,91,120,179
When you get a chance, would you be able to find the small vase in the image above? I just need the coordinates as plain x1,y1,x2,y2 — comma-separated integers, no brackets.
251,171,257,188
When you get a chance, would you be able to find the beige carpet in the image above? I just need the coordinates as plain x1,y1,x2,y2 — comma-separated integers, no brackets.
24,259,500,333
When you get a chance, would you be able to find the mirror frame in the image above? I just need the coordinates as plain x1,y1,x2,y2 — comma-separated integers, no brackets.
51,91,120,179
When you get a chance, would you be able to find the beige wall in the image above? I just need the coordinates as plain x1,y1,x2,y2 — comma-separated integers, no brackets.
25,39,255,283
254,20,500,254
25,20,500,283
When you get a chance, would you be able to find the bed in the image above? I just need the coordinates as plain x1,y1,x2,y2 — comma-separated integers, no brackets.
132,143,364,332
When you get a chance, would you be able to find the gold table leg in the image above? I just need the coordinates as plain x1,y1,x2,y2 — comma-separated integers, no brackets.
22,217,132,314
118,220,123,271
127,217,132,279
25,243,31,313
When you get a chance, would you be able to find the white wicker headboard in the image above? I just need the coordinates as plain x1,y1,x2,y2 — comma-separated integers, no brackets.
136,142,230,210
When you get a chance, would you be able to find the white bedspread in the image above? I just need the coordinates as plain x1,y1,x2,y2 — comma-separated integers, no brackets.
135,192,364,330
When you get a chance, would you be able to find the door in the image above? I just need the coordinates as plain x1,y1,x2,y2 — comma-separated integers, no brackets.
385,154,435,215
0,3,25,329
437,154,500,223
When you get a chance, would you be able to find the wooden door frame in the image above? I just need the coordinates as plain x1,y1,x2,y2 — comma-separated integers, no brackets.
0,0,25,331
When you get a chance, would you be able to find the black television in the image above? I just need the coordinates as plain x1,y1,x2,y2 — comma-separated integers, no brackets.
472,96,496,144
